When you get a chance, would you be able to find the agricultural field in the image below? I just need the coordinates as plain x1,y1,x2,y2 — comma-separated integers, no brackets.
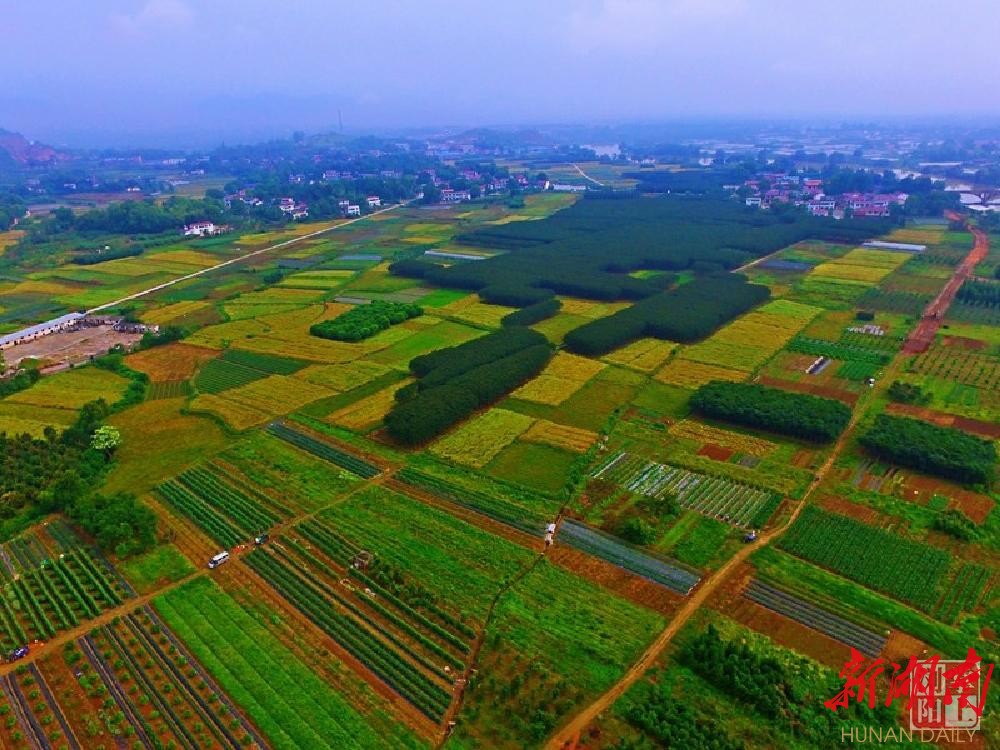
5,178,999,750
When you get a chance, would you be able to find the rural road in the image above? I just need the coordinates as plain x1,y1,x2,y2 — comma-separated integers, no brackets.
572,164,605,187
85,199,412,315
545,215,988,749
902,216,988,353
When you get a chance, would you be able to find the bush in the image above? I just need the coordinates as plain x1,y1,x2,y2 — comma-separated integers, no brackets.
71,245,143,265
564,275,769,355
887,380,929,405
619,518,657,546
933,509,978,541
502,298,561,327
690,381,851,442
859,415,996,485
310,301,422,342
385,328,553,444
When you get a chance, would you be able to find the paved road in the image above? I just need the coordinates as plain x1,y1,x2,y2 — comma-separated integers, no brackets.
85,200,412,315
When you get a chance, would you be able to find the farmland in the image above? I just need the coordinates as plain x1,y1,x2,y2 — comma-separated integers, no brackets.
3,169,998,750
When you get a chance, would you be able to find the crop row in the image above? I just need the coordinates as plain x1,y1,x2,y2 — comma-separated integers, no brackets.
245,550,452,721
395,468,548,536
930,563,991,625
779,506,950,611
0,546,126,649
267,422,380,478
276,541,467,667
295,519,476,641
596,452,777,528
788,335,892,365
558,519,700,595
285,529,471,651
158,480,246,547
744,579,886,657
177,466,283,531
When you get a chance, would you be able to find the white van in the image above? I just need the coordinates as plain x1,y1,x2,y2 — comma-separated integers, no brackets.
208,551,230,569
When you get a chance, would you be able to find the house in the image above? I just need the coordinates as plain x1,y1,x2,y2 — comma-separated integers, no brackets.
551,183,587,193
366,195,381,208
183,221,218,237
440,189,471,203
0,313,84,350
803,178,823,195
338,199,350,210
745,196,762,207
278,197,297,213
346,204,361,216
807,197,836,216
292,205,309,220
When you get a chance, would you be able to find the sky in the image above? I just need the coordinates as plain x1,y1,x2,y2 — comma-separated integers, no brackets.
2,0,999,148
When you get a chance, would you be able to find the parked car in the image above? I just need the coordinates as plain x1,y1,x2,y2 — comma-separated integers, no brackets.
8,646,29,661
208,551,230,569
254,533,269,546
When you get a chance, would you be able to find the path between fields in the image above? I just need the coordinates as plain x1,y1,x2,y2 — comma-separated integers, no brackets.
85,199,414,315
546,220,988,749
572,164,604,187
902,216,988,354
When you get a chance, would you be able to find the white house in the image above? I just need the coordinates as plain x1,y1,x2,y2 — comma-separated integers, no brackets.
183,221,218,237
366,195,381,208
440,189,471,203
346,204,361,216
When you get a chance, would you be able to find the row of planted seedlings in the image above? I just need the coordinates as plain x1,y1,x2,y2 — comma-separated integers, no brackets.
0,543,130,652
157,464,290,549
244,542,454,722
0,666,63,749
86,611,259,750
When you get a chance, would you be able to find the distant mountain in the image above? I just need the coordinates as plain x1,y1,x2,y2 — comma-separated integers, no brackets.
0,129,69,164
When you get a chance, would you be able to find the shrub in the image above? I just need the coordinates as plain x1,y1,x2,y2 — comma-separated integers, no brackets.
310,301,422,342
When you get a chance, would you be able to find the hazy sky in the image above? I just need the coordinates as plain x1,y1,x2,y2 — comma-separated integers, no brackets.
2,0,998,147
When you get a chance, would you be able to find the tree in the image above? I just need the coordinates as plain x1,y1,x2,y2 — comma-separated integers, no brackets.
91,426,122,456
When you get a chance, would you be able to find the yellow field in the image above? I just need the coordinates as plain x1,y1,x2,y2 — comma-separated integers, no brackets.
326,380,411,431
5,367,128,410
886,227,946,244
192,374,332,430
809,248,908,284
221,375,332,414
189,393,270,431
0,402,78,437
430,409,535,468
296,360,391,392
654,359,748,388
143,300,211,325
151,249,220,267
677,300,821,371
558,298,631,319
521,419,597,453
602,338,677,372
668,419,777,456
0,229,24,256
278,270,355,289
126,342,219,381
9,279,81,295
441,300,514,328
513,352,606,405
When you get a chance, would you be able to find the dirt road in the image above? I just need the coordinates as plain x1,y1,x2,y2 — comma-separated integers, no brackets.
572,164,604,187
85,200,412,315
902,218,988,354
541,223,997,747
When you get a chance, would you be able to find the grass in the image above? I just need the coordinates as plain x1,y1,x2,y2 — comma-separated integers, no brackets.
104,397,229,494
456,558,663,749
664,515,731,568
220,431,360,512
126,342,219,381
118,544,194,594
512,352,607,406
521,419,597,453
191,374,333,430
325,378,411,431
4,366,129,410
486,441,578,495
320,486,535,620
155,578,424,750
654,359,747,388
431,409,535,468
602,338,677,373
